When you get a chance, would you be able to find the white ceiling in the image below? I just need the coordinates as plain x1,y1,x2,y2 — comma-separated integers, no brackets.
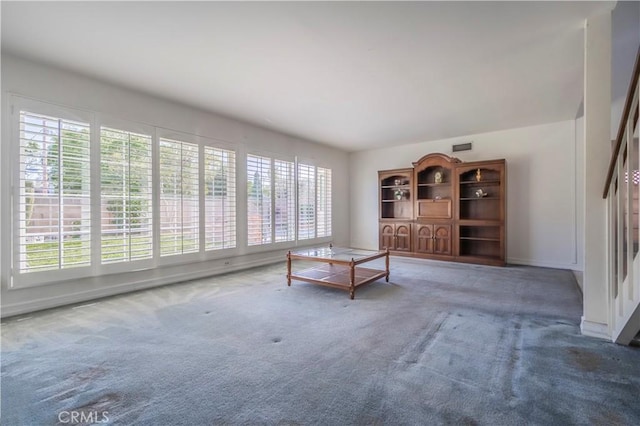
1,1,614,152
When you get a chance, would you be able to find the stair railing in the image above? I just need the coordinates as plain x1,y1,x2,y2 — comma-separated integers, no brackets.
603,47,640,344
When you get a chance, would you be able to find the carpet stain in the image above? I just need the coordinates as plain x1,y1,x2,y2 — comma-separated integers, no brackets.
357,416,384,425
460,415,480,426
42,366,109,404
567,347,602,372
590,409,625,426
272,337,282,343
398,312,448,365
70,366,107,385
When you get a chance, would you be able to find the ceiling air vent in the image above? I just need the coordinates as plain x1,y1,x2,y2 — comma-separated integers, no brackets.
452,142,472,152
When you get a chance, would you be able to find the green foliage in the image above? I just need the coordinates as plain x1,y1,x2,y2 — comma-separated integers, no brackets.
25,240,90,269
48,128,90,193
100,130,152,227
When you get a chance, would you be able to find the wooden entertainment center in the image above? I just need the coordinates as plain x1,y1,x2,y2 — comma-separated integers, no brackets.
379,153,506,266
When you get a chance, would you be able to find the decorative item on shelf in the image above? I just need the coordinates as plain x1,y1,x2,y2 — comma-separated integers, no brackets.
394,189,406,200
475,188,488,198
394,179,402,186
476,169,482,182
434,171,443,184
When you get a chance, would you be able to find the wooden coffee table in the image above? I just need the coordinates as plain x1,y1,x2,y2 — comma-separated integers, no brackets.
286,245,390,299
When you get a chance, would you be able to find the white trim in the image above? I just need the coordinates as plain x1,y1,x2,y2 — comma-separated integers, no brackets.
11,95,93,123
572,270,584,293
98,114,155,137
246,147,295,164
507,257,581,270
155,125,236,152
580,317,611,341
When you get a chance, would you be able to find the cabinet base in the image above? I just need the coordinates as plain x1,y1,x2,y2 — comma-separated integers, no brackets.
387,250,505,267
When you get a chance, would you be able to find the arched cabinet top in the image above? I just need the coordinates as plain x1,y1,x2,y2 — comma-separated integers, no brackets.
412,153,461,168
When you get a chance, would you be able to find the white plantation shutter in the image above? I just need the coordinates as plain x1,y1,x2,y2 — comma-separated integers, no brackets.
247,155,272,245
205,146,236,250
100,127,153,264
274,159,295,242
17,111,91,273
297,163,316,240
316,167,332,237
11,98,338,292
159,138,199,256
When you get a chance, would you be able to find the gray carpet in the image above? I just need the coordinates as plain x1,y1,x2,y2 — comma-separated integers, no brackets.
2,257,639,425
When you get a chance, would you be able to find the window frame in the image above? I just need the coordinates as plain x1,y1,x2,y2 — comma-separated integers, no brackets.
10,96,95,288
245,151,300,251
204,144,237,252
316,166,332,238
155,128,240,266
274,158,297,243
246,153,273,246
158,136,201,258
295,157,333,243
297,161,317,241
97,115,156,275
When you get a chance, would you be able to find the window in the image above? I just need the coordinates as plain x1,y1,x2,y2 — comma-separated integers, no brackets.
274,159,295,242
297,163,316,240
247,155,272,245
100,127,153,264
10,97,333,290
17,111,91,273
159,138,199,256
205,146,236,250
247,155,297,246
317,167,332,237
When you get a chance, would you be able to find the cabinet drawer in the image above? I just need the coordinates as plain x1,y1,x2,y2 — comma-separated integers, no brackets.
417,199,451,219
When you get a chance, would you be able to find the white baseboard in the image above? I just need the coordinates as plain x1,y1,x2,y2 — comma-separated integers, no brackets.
572,270,584,293
580,317,611,341
507,257,579,270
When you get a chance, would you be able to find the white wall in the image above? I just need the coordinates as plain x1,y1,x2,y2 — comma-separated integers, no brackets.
1,54,350,316
349,120,580,270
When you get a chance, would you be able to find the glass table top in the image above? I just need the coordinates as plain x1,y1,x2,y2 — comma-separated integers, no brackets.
290,246,384,262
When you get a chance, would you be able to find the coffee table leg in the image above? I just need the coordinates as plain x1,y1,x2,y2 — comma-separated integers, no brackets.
385,248,390,282
349,258,355,299
286,251,292,286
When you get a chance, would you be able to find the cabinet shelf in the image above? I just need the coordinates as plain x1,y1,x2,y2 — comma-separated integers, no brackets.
459,197,499,201
458,253,503,262
379,169,414,220
458,219,501,226
459,237,500,242
417,183,450,187
381,185,411,189
460,180,500,185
